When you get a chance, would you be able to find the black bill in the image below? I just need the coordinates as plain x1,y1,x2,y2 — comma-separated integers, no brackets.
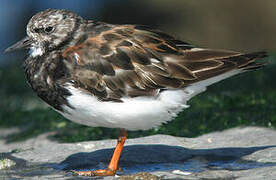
4,36,33,53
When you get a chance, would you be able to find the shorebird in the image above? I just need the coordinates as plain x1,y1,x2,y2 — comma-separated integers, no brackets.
5,9,267,176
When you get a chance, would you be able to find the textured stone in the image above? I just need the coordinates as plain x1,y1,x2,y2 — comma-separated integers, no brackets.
0,127,276,179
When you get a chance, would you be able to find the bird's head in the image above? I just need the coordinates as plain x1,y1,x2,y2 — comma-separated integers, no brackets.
5,9,84,57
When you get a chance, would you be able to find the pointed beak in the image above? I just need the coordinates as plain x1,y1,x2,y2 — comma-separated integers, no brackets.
4,36,33,53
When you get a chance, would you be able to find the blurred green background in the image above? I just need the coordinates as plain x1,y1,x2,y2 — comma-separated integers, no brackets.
0,0,275,143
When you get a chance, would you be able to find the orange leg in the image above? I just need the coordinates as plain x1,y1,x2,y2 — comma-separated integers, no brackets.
72,129,127,176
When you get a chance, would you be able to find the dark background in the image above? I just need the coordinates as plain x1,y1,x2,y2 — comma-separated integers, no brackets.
0,0,275,142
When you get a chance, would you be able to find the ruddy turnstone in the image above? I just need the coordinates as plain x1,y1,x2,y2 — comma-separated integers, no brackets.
5,9,267,176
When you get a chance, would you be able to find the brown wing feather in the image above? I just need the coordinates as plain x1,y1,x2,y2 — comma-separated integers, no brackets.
62,22,267,101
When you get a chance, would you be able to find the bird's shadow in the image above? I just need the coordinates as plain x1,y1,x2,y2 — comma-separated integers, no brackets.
1,144,276,179
54,144,276,175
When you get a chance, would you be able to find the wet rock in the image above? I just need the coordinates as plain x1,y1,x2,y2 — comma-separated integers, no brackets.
0,127,276,179
120,172,160,180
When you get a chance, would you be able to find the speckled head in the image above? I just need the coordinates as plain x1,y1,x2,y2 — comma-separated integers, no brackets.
27,9,84,51
5,9,85,55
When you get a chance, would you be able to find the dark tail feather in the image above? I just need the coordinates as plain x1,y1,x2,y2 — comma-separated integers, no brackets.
239,51,268,70
243,51,267,59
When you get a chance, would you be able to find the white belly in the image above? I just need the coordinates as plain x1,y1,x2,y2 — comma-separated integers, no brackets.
59,85,195,131
59,70,241,131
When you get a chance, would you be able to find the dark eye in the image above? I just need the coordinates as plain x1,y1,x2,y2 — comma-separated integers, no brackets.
34,28,41,33
44,26,54,33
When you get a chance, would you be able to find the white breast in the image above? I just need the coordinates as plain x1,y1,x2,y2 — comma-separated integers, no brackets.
58,70,242,131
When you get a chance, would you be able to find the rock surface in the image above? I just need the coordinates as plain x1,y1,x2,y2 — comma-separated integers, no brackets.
0,127,276,179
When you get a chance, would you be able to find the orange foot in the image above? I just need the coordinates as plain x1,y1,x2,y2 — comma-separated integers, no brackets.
72,168,116,176
72,129,127,177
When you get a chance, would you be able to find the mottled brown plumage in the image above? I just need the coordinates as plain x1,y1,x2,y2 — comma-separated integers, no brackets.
4,8,267,115
62,23,267,102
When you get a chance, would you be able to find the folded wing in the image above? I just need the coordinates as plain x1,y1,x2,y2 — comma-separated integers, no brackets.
62,23,267,101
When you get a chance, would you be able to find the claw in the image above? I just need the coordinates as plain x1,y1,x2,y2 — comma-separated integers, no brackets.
71,170,94,176
71,169,116,176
